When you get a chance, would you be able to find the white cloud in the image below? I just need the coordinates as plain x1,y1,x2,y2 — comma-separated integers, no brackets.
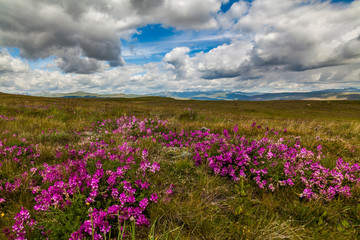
0,49,143,93
232,0,360,70
158,0,221,30
194,40,252,79
163,47,196,79
157,0,360,91
1,0,360,94
0,50,29,73
0,0,224,74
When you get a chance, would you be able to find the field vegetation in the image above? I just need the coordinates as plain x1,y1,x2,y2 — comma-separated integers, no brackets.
0,92,360,239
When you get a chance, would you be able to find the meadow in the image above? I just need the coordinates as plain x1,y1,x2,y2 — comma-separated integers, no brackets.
0,92,360,239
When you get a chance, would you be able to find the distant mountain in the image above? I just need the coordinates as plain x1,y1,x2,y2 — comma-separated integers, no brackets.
151,88,360,100
33,91,139,98
150,91,259,100
32,88,360,100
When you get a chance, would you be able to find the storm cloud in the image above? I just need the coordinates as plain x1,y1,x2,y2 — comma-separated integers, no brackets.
55,48,110,74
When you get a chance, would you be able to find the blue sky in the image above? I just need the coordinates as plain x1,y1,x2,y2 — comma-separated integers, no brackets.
121,25,234,64
121,0,247,65
0,0,359,94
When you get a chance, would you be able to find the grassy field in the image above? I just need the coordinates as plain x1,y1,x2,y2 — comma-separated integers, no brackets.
0,92,360,239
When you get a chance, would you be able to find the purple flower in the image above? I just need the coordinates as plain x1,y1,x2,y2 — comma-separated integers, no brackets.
107,205,120,215
286,178,294,186
11,207,37,239
150,193,158,203
150,162,160,173
139,198,149,210
233,124,238,133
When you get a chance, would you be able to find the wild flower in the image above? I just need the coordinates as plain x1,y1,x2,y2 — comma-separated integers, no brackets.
150,193,158,203
1,114,359,239
158,122,360,201
10,207,37,240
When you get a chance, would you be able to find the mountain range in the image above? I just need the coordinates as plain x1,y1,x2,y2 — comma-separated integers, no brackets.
33,88,360,101
34,91,139,98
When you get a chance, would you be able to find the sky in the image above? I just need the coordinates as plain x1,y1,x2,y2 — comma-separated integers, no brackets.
0,0,359,95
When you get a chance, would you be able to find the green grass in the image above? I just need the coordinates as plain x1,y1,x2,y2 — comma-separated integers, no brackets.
0,92,360,239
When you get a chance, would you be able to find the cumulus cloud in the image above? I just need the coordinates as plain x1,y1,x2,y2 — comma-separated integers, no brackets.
163,47,198,79
0,50,29,73
129,0,222,29
0,0,124,69
130,0,165,14
232,0,360,71
0,50,144,93
0,0,223,74
194,40,253,79
55,48,110,74
156,0,221,30
159,0,360,90
1,0,360,94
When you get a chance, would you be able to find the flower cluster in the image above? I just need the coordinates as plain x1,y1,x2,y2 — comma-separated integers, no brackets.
1,115,359,239
159,123,360,201
89,116,168,141
0,139,39,167
32,142,160,238
1,116,169,239
0,140,39,202
9,207,37,240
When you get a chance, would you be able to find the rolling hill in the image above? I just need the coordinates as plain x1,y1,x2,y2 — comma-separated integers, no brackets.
31,88,360,100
